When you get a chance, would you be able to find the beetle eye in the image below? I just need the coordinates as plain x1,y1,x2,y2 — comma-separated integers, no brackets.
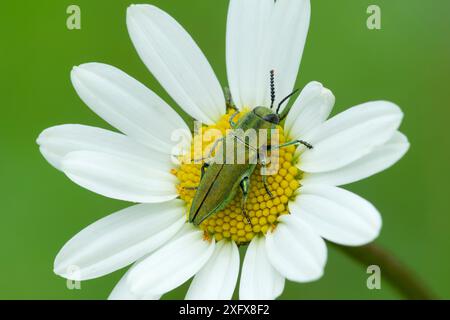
263,114,280,124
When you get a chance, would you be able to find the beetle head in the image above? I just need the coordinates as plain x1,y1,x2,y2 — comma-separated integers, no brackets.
253,106,280,124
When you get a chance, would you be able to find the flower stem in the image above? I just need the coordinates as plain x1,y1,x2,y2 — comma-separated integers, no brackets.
333,243,436,300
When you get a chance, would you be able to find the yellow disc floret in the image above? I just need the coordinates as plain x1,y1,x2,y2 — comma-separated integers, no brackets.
172,110,303,245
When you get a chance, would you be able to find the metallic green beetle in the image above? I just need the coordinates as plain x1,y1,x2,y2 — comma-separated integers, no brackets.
189,71,313,226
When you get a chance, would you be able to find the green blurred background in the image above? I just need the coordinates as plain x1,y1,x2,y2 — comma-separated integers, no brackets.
1,0,449,299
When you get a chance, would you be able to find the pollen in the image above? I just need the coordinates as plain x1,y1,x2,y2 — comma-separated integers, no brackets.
172,110,302,245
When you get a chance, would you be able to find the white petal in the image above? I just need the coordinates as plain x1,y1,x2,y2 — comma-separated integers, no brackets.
61,150,177,203
284,81,335,139
299,101,403,172
186,241,239,300
265,214,327,282
291,185,382,246
226,0,272,109
127,224,215,295
37,124,175,171
239,236,284,300
226,0,310,109
303,132,409,186
71,63,190,154
109,265,162,300
127,4,225,124
54,201,185,281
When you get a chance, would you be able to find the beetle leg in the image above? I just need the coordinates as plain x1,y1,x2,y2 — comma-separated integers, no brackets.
203,137,225,162
239,176,252,225
258,146,275,198
193,137,225,164
183,186,198,190
262,175,274,198
269,139,313,150
200,162,210,179
208,137,225,158
229,111,240,128
224,86,236,110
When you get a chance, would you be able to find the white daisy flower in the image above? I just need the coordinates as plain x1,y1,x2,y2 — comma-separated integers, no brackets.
37,1,409,300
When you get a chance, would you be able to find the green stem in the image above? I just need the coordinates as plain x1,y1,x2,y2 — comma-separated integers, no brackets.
334,243,436,300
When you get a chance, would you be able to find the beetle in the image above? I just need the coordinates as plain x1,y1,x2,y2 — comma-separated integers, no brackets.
189,71,313,226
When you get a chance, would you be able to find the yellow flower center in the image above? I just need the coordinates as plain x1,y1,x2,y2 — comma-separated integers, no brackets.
171,110,302,245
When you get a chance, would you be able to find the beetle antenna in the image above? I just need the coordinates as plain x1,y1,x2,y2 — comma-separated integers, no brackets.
276,88,299,114
270,70,275,109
